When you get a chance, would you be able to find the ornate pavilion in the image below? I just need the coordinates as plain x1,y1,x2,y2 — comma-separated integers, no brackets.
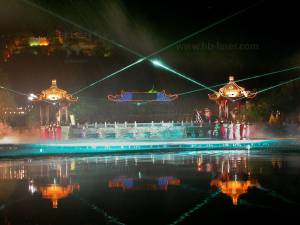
208,75,256,120
34,80,78,125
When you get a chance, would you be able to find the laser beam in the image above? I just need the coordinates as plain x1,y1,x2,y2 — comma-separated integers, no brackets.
75,1,261,94
256,76,300,94
0,85,28,97
178,65,300,96
0,84,52,104
151,60,233,100
148,2,261,58
234,76,300,101
22,0,260,95
71,58,146,95
168,190,221,225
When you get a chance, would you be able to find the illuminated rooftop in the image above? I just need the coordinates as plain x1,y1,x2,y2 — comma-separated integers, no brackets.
209,76,256,100
36,80,78,102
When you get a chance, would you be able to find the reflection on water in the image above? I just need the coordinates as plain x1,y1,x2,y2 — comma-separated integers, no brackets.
211,179,259,205
109,176,180,191
0,150,300,224
35,182,80,208
206,154,260,205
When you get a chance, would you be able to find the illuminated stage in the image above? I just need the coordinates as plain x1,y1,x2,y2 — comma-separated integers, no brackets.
0,138,299,158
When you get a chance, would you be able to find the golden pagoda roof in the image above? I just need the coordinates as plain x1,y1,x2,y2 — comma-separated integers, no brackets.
36,80,78,102
209,76,256,101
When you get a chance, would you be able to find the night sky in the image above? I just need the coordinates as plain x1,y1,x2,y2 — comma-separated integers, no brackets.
1,0,300,112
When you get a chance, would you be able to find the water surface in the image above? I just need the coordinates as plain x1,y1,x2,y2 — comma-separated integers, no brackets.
0,149,300,224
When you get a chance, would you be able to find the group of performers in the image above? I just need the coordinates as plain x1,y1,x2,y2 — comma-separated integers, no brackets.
209,120,252,140
40,123,62,140
195,108,253,140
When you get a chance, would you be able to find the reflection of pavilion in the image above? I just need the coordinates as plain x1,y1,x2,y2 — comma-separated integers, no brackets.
0,159,80,209
210,179,259,205
108,176,180,191
38,183,80,208
196,154,261,205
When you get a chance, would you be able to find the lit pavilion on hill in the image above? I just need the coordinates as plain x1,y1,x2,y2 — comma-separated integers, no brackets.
208,76,256,120
34,80,78,125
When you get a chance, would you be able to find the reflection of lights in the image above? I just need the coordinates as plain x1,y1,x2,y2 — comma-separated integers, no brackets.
211,179,259,205
206,163,213,172
39,183,80,208
108,176,180,191
28,180,37,194
70,161,76,171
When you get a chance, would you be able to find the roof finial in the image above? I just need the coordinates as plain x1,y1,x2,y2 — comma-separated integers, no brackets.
51,79,57,87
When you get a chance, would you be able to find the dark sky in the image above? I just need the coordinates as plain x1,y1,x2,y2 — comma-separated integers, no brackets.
1,0,300,105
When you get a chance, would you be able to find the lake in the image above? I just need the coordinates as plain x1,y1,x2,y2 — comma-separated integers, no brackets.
0,149,300,224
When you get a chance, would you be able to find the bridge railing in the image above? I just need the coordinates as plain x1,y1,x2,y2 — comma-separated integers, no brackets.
82,121,197,129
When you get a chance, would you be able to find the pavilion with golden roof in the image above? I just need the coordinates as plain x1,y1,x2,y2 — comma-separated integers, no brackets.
34,80,78,125
208,75,256,120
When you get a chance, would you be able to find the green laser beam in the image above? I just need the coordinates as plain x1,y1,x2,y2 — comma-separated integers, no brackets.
148,2,261,58
151,60,216,92
178,65,300,96
151,60,237,102
74,194,126,225
168,190,221,225
0,84,52,104
75,1,260,95
72,58,146,95
234,76,300,102
256,76,300,94
0,85,28,97
22,0,260,95
258,187,300,206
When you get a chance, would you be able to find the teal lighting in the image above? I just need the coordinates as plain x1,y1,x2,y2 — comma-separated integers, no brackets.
0,139,298,158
